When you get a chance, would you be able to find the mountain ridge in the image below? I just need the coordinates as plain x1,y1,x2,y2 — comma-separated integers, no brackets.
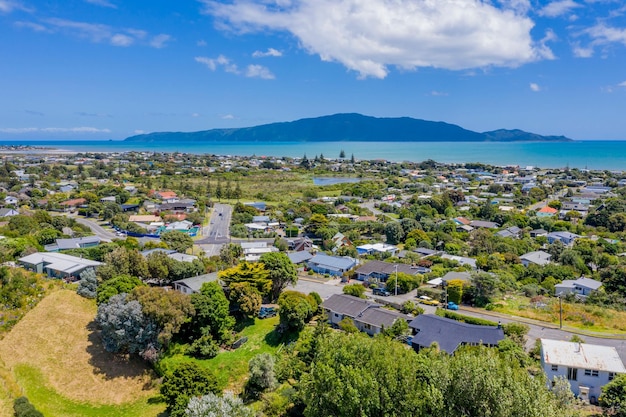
124,113,572,143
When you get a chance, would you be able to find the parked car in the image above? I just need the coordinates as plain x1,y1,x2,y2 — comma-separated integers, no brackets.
373,288,391,296
446,301,459,310
259,306,277,319
418,295,440,306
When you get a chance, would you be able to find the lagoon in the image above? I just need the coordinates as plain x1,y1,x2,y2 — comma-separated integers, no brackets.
2,139,626,171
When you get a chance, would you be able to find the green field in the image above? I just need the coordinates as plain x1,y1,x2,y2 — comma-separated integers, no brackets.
158,316,283,392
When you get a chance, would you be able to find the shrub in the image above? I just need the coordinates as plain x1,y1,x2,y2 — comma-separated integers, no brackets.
343,283,366,298
435,308,498,326
187,334,220,359
13,397,43,417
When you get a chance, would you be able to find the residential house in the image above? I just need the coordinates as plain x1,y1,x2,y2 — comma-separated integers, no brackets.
520,251,552,267
4,196,18,206
288,237,313,252
440,254,477,269
540,339,626,402
530,229,548,238
59,198,87,212
322,294,411,336
99,196,117,203
547,231,580,246
555,276,603,297
408,314,504,354
331,232,352,251
306,254,357,276
441,271,472,283
18,252,102,280
44,236,102,252
141,248,198,263
173,273,219,295
496,226,522,239
356,243,398,256
240,241,278,262
537,206,558,218
154,190,178,203
0,208,19,217
355,260,423,284
287,250,314,266
469,220,500,229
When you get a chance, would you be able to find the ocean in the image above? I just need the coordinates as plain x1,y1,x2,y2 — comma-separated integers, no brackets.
2,139,626,171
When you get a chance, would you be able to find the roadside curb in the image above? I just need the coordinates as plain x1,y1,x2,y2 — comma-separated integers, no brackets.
459,306,626,339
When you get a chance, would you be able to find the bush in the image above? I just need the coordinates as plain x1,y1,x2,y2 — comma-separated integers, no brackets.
13,397,43,417
343,283,366,298
435,308,498,326
187,334,220,359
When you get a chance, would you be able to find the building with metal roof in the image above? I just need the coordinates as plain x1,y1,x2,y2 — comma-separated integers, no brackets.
173,273,220,295
306,254,357,276
408,314,504,354
18,252,102,280
541,339,626,402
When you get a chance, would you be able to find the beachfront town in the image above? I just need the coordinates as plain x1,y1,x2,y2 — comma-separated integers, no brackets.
4,149,626,416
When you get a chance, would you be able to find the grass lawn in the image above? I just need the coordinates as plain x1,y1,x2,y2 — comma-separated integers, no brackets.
491,295,626,334
158,316,284,392
0,289,164,416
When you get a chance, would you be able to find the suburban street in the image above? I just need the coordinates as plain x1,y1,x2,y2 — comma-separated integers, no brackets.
72,216,117,241
196,202,233,256
291,277,626,360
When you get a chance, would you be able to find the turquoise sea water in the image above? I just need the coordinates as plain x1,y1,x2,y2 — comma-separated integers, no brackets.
2,140,626,171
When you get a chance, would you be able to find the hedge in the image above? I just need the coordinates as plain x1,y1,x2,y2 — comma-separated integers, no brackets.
435,308,499,327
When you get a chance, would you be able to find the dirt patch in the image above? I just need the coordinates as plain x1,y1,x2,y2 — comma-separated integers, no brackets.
0,289,158,405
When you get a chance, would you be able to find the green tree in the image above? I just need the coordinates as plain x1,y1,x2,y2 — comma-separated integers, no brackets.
229,282,262,317
277,290,317,332
260,252,298,302
338,317,359,333
191,281,235,343
128,286,194,348
76,268,98,299
160,362,220,417
600,374,626,416
13,396,43,417
96,274,144,305
446,279,464,305
220,262,272,298
384,222,404,244
342,283,366,298
381,318,410,339
247,353,277,394
185,392,254,417
161,230,194,253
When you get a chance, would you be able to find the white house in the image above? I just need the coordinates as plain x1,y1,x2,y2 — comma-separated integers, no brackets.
555,276,603,297
540,339,626,402
520,251,552,267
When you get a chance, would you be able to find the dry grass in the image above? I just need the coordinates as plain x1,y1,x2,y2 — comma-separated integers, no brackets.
493,295,626,333
0,289,158,405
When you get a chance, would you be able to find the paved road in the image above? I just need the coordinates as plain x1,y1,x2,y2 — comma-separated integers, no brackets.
73,216,117,241
290,278,626,360
196,203,232,245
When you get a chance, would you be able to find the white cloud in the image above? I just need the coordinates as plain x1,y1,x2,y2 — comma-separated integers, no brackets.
252,48,283,58
110,33,134,46
202,0,549,79
0,127,111,134
192,113,200,117
150,34,172,48
530,82,541,91
197,40,207,47
221,114,235,119
76,111,112,117
14,21,48,32
84,0,117,9
539,0,582,17
0,0,30,14
25,18,171,48
619,81,626,87
246,64,275,79
430,91,449,96
195,55,240,74
134,129,145,134
585,24,626,46
572,44,593,57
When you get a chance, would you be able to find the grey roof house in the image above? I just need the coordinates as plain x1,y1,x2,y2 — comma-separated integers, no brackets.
44,236,102,252
555,277,603,297
355,260,425,283
173,273,219,295
520,250,552,267
18,252,102,280
322,294,410,336
306,254,357,276
408,314,504,354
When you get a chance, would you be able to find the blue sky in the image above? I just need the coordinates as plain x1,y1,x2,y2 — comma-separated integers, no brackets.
1,0,626,140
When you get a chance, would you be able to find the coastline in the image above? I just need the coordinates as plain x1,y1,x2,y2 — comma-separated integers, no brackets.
1,140,626,171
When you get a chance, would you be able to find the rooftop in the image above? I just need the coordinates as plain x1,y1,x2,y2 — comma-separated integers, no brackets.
541,339,626,373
